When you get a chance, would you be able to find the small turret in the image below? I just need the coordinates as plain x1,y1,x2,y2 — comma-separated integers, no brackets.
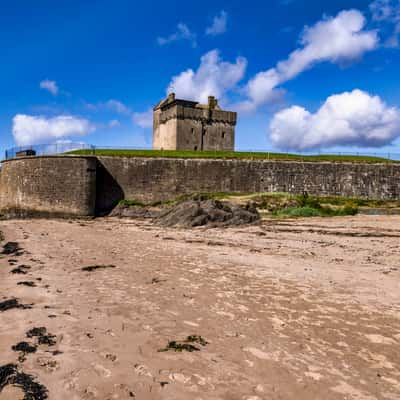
208,96,218,109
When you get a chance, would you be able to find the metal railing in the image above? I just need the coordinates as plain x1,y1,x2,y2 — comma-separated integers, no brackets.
4,142,93,160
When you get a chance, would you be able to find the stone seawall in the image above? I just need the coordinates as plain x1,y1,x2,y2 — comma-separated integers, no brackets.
95,156,400,213
0,155,399,217
0,156,97,217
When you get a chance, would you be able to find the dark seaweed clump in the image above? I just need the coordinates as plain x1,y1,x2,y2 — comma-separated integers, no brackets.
0,299,32,312
0,363,48,400
17,281,36,287
38,335,56,346
1,242,23,256
12,342,37,354
158,335,209,353
12,342,37,362
26,327,56,346
26,327,47,338
82,264,116,272
186,335,209,346
11,265,31,274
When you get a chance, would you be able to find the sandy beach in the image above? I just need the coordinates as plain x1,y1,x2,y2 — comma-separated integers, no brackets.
1,215,400,399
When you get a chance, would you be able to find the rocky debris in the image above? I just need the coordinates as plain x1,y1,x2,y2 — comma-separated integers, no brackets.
36,357,59,373
0,363,48,400
109,204,158,219
1,242,23,256
156,200,260,228
0,299,32,312
81,264,116,272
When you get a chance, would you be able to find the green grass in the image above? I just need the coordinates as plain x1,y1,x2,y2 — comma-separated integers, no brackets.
118,199,146,207
266,193,359,218
118,192,362,219
271,205,358,218
120,192,400,210
68,149,395,163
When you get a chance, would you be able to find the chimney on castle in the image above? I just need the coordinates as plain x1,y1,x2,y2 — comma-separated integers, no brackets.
208,96,218,109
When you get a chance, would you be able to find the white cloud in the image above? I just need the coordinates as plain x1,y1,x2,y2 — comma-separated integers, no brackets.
12,114,95,146
108,119,121,128
85,99,131,114
269,89,400,150
237,9,378,112
132,110,153,129
40,79,59,95
105,99,131,114
167,49,247,103
370,0,400,47
157,23,197,47
370,0,395,20
206,11,228,36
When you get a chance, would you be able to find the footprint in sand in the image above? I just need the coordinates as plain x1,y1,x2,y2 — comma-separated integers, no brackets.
243,347,270,360
92,364,111,378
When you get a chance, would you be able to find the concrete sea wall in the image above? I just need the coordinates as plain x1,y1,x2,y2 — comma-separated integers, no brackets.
0,156,97,217
95,156,400,213
0,155,399,217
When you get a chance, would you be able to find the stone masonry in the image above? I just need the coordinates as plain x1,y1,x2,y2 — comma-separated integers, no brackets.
1,155,399,217
153,93,236,151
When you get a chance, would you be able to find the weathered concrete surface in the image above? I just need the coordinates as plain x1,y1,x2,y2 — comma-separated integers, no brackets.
0,156,97,217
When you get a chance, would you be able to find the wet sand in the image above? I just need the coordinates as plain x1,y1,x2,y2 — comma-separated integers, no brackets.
1,216,400,400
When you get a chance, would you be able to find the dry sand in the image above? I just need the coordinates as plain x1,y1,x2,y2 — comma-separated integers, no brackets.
0,215,400,400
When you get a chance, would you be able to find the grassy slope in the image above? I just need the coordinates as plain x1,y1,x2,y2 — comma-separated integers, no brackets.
69,149,394,163
119,192,400,219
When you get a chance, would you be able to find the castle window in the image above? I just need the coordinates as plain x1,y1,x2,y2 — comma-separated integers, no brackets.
222,131,225,138
191,128,195,134
194,145,198,151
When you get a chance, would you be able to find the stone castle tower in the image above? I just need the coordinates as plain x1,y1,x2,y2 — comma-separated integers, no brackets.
153,93,236,151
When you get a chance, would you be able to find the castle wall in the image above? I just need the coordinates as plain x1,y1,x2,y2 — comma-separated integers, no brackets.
1,156,399,217
153,103,236,151
153,118,178,150
176,119,203,150
201,122,235,151
0,156,97,217
95,157,400,211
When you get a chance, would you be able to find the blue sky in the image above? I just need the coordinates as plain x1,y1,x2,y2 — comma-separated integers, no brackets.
1,0,400,156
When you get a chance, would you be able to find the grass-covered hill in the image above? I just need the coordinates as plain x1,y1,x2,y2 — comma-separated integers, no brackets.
69,149,395,163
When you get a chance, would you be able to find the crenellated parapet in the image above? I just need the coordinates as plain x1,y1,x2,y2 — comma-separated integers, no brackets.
159,105,236,125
